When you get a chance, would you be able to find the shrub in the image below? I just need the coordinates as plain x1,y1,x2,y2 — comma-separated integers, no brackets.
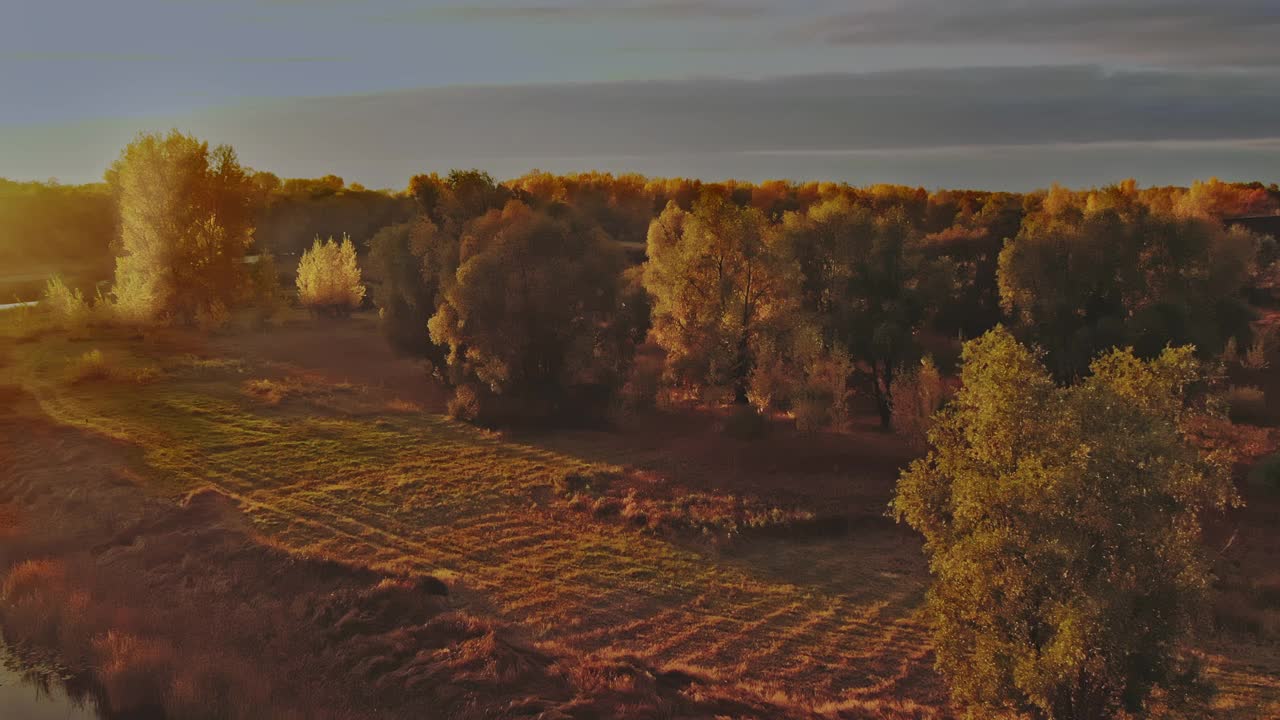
618,348,663,413
68,349,111,383
791,347,854,433
94,631,177,717
1242,335,1272,370
1225,330,1274,371
296,234,366,316
792,396,830,434
1224,385,1268,425
555,468,617,497
447,385,481,422
1,558,65,604
65,349,158,384
43,276,91,331
891,356,947,447
195,298,230,332
747,349,793,414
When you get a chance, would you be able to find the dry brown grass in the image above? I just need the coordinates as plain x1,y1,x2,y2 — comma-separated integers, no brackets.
65,348,159,385
5,317,1280,718
555,467,821,544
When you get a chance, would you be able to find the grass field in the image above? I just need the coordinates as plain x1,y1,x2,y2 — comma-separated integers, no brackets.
3,312,1279,718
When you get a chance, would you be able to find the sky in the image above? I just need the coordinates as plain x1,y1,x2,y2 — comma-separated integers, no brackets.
2,0,1279,189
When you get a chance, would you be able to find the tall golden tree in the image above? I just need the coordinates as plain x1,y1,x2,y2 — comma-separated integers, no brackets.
642,194,796,403
108,131,255,326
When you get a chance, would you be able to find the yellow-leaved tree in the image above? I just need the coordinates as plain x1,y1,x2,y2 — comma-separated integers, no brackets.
893,326,1236,719
108,131,255,328
296,234,365,317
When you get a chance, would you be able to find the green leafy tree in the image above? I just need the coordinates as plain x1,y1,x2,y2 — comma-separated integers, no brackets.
107,131,255,326
781,197,950,427
643,194,797,403
893,327,1236,719
366,213,467,366
998,183,1258,379
428,200,626,422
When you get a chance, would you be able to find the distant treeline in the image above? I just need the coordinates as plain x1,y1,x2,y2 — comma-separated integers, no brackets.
4,170,1276,278
0,174,412,297
6,166,1279,425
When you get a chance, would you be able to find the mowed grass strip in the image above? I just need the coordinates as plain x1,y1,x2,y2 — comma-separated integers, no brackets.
9,337,938,704
11,334,1277,717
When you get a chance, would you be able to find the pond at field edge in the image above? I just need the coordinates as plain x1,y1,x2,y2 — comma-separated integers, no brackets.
0,643,99,720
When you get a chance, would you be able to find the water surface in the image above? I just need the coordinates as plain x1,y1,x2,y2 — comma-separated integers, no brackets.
0,645,99,720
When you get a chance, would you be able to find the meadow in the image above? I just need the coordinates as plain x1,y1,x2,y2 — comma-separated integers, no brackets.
2,308,1277,718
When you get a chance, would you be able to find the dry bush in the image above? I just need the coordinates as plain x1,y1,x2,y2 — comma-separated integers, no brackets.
1224,385,1268,425
792,396,830,434
94,631,177,716
447,384,481,422
0,558,92,660
747,349,794,414
242,376,356,408
66,349,159,385
798,349,854,432
384,398,422,413
195,298,231,332
243,378,289,405
618,347,663,413
553,468,816,543
43,276,92,332
1,558,66,602
1225,327,1274,371
67,349,111,383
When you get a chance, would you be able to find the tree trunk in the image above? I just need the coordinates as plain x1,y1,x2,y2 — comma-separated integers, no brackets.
733,329,750,404
872,360,893,429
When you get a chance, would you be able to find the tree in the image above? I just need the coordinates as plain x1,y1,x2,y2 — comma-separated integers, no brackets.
108,131,256,326
642,194,796,403
367,220,449,360
296,234,365,316
893,327,1236,719
427,200,627,422
998,183,1259,379
781,197,950,427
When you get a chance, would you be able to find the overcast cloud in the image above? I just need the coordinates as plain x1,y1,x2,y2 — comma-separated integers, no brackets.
3,0,1278,188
